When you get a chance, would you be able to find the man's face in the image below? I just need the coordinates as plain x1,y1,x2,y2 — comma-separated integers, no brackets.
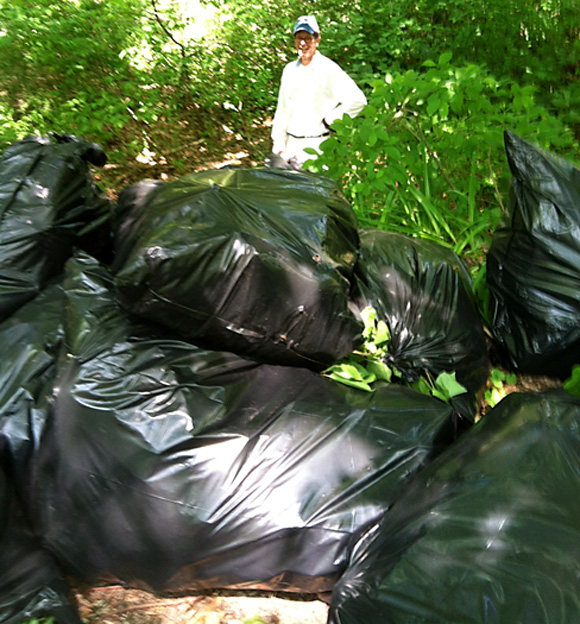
294,31,319,65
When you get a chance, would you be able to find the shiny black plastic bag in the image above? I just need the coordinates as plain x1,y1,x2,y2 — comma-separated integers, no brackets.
0,281,64,486
0,134,113,321
352,229,488,419
329,390,580,624
0,465,81,624
112,167,362,369
28,253,455,596
487,131,580,377
0,281,78,624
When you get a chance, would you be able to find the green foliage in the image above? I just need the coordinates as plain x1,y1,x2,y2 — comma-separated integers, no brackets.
310,52,577,256
324,306,394,392
411,371,469,404
15,618,54,624
485,368,517,408
329,0,580,137
324,306,467,402
243,617,269,624
470,261,493,329
0,0,161,160
321,0,420,84
564,365,580,397
1,0,578,181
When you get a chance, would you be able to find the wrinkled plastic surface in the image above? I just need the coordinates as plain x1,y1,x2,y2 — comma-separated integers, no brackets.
0,281,78,624
0,133,113,321
0,281,64,486
353,229,488,419
487,131,580,377
113,167,362,369
27,253,455,595
0,466,82,624
2,134,547,622
329,390,580,624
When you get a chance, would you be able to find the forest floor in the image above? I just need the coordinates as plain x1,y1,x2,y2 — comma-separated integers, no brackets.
71,584,330,624
91,116,272,197
73,129,564,624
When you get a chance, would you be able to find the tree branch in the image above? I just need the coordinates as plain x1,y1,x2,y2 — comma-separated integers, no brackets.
150,0,188,59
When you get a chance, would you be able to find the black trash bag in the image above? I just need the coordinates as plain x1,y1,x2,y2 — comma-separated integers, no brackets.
0,280,65,485
352,229,488,419
487,131,580,378
0,278,78,624
329,390,580,624
0,465,82,624
112,167,362,369
29,253,455,596
0,133,113,321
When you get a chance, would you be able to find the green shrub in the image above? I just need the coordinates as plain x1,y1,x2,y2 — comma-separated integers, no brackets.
310,53,577,257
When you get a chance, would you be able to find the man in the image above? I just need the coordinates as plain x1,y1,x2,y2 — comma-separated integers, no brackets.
271,15,367,169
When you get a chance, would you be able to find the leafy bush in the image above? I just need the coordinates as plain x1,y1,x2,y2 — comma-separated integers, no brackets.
0,0,148,150
310,53,577,256
328,0,580,137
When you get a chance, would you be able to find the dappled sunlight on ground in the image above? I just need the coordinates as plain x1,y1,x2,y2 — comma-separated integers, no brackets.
91,109,272,199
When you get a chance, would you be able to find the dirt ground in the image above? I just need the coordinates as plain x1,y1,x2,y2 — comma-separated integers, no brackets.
72,586,329,624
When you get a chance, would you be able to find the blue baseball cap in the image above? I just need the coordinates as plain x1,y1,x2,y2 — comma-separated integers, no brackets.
293,15,319,36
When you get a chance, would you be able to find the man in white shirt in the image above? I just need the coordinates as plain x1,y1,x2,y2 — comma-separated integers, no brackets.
270,15,367,169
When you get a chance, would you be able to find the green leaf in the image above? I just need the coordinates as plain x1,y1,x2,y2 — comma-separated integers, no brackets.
564,365,580,397
486,387,506,408
375,320,390,346
489,368,506,387
412,378,431,396
450,91,464,114
427,94,440,117
433,371,468,401
431,388,448,402
332,362,366,381
360,305,377,335
438,51,453,67
505,372,518,386
327,371,373,392
367,359,392,382
384,146,402,160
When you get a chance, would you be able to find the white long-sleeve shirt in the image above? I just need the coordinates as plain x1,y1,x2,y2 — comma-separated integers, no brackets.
271,52,367,157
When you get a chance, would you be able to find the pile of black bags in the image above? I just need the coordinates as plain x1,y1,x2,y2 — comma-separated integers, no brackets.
0,131,578,624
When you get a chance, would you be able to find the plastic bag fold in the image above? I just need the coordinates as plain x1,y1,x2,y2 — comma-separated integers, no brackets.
487,131,580,377
113,168,362,369
329,390,580,624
